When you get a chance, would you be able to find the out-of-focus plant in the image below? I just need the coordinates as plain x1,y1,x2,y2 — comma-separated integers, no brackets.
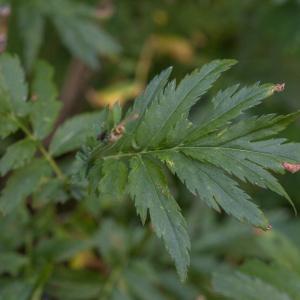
7,0,120,71
0,52,300,298
1,1,300,299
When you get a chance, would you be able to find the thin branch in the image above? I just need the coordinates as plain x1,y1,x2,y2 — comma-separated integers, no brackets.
10,114,66,181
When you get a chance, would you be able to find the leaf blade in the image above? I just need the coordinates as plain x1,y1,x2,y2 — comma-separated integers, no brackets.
128,156,190,280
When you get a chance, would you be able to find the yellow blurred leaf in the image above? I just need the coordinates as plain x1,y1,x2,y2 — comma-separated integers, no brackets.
70,250,96,270
87,81,142,108
151,35,195,64
152,9,169,26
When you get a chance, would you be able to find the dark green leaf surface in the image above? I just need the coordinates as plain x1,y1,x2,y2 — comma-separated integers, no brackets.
83,60,300,279
0,54,29,116
241,260,300,300
99,159,128,201
50,111,107,156
0,138,36,176
135,59,237,148
30,61,61,139
213,271,291,300
0,159,52,215
158,151,269,229
128,157,190,281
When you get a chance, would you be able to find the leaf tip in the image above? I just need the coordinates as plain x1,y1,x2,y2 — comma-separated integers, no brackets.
282,162,300,174
273,83,285,93
227,58,238,65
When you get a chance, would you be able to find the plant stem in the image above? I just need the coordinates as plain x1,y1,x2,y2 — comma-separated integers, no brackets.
30,263,54,300
38,144,65,180
9,114,66,181
102,147,178,160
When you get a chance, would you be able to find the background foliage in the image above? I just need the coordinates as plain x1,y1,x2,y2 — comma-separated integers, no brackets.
0,0,300,299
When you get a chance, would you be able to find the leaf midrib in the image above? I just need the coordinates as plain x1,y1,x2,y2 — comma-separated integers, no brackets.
101,145,296,164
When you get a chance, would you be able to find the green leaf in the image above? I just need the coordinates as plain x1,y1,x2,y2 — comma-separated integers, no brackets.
111,102,122,126
111,289,133,300
84,61,300,280
135,59,237,148
45,269,102,300
197,112,300,146
0,115,18,138
118,67,173,151
33,178,68,205
17,4,45,71
158,151,269,229
0,252,28,276
93,219,130,261
125,268,165,300
182,144,290,200
99,159,128,201
255,231,300,272
0,280,33,300
183,139,300,176
241,260,300,300
30,61,61,139
53,14,120,68
128,157,190,281
178,112,300,212
50,111,107,156
186,82,275,142
35,238,94,263
0,138,36,176
0,159,52,215
0,54,29,116
212,271,292,300
157,271,198,300
132,67,173,117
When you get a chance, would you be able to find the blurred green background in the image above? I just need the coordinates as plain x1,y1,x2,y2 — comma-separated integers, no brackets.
1,0,300,299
